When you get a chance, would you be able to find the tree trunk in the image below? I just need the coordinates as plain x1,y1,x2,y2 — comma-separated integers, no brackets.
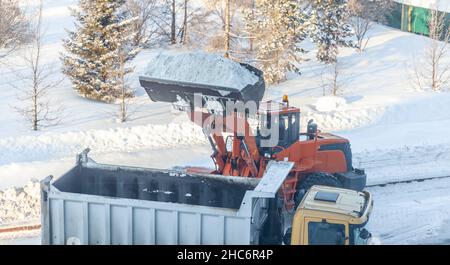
119,49,127,123
171,0,176,44
181,0,188,44
224,0,231,58
249,0,254,52
33,90,37,131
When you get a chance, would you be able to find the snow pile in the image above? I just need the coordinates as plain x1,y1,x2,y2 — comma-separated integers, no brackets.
0,180,40,225
0,121,207,165
144,52,259,90
315,96,348,112
303,106,386,132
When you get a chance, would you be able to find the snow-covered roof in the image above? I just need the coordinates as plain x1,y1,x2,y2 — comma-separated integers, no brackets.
394,0,450,13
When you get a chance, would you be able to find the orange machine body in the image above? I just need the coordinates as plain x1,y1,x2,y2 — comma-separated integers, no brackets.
186,101,354,209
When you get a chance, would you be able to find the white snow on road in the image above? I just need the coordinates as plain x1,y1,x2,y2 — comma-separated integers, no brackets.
367,177,450,245
356,144,450,185
0,230,40,245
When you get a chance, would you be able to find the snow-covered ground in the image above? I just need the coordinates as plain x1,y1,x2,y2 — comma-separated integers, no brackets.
368,177,450,245
1,0,450,244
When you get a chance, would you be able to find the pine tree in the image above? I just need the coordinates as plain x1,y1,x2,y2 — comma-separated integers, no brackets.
61,0,139,103
307,0,354,63
246,0,306,84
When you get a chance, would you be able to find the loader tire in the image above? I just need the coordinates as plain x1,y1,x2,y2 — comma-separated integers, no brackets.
295,173,343,207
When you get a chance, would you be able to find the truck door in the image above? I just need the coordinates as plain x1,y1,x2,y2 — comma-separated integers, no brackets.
304,218,349,245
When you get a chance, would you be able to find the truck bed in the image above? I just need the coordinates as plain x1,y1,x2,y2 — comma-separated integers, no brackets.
40,150,294,245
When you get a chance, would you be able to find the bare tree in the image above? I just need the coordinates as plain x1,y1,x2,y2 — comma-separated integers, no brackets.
117,48,130,123
413,8,450,92
140,0,207,46
0,0,30,62
348,0,393,51
179,0,189,44
177,0,210,45
13,1,63,131
114,34,136,123
126,0,158,48
321,61,347,96
203,0,252,60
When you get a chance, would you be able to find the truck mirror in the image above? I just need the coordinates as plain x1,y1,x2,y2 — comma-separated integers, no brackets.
360,228,371,240
283,228,292,245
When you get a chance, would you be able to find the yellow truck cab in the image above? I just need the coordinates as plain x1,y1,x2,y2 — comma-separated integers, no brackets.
285,185,374,245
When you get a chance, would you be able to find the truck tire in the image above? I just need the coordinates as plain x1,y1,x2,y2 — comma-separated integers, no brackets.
295,173,343,207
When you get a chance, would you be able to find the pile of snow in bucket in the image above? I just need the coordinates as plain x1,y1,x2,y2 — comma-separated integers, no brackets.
144,52,259,90
0,180,40,225
315,96,348,112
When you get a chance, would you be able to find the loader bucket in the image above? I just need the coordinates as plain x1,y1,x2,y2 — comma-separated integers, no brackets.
139,63,266,109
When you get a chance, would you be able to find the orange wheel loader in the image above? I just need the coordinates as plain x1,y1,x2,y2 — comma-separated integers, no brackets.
139,63,367,245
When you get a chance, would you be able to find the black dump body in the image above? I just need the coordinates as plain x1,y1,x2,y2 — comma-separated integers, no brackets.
53,163,258,210
139,63,266,109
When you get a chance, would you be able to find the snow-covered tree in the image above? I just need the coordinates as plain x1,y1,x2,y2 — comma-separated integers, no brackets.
61,0,139,103
307,0,354,63
246,0,306,84
0,0,30,61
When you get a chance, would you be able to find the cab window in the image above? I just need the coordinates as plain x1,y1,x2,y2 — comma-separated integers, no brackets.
308,221,346,245
279,115,289,141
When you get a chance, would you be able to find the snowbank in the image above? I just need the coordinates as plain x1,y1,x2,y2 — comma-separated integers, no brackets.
315,96,348,112
143,52,259,90
0,121,207,166
0,181,40,225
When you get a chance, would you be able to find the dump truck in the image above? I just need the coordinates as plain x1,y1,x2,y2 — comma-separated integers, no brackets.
40,59,373,245
40,150,373,245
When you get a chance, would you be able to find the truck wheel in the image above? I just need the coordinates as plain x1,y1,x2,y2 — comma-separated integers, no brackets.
295,173,343,207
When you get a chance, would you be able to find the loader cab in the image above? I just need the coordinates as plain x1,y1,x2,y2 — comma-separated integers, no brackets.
258,98,301,150
285,186,373,245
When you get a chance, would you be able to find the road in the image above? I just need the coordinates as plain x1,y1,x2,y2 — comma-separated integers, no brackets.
366,177,450,244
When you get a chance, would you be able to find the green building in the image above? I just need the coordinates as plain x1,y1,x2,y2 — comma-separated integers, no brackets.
386,0,450,36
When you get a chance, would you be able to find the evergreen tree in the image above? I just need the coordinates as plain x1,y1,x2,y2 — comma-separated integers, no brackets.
307,0,354,63
61,0,139,103
246,0,306,84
